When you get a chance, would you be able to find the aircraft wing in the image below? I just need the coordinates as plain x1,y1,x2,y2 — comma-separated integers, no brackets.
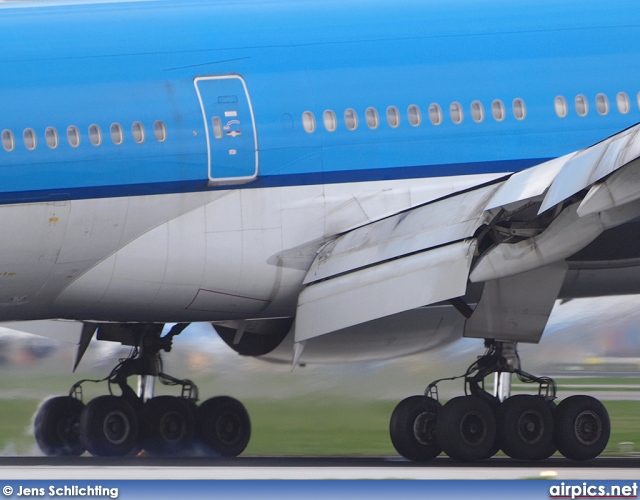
295,123,640,343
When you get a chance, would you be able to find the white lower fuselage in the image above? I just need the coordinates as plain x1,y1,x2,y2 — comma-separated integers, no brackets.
2,169,637,333
0,174,500,323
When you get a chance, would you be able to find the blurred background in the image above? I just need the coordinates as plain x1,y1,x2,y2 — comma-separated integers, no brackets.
1,295,640,457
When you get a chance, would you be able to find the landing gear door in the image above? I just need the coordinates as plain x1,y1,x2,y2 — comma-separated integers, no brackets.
194,75,258,185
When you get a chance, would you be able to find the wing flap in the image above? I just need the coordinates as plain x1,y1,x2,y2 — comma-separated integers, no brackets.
539,126,640,213
577,158,640,216
485,154,570,211
295,240,476,342
469,203,604,282
465,261,568,343
303,183,499,285
294,123,640,342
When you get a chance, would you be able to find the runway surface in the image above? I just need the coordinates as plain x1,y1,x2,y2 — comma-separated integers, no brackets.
0,456,639,480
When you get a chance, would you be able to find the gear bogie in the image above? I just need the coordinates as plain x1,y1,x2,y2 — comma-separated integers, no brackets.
389,342,610,463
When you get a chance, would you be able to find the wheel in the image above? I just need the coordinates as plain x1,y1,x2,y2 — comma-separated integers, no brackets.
554,395,610,461
196,396,251,457
483,437,501,459
34,396,85,456
496,394,556,460
436,396,496,462
80,395,139,457
481,399,501,459
482,410,501,460
390,395,442,461
139,396,195,456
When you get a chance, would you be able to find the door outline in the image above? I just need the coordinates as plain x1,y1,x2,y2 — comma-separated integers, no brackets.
194,75,259,185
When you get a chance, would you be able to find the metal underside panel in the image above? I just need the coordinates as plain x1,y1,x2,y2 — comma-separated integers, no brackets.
303,183,500,285
465,261,568,343
295,240,476,342
294,122,640,343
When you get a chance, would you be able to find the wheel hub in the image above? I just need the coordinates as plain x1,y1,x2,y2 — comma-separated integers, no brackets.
216,412,242,445
460,412,486,446
574,410,602,445
413,410,437,446
517,410,544,444
102,410,131,445
159,410,186,443
56,415,80,444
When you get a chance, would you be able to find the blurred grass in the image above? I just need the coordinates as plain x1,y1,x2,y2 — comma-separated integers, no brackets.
244,397,397,456
2,396,640,457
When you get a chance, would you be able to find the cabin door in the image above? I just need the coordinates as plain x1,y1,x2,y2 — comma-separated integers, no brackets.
194,75,258,185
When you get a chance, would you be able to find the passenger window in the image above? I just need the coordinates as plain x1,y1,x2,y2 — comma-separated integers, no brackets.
2,130,14,152
132,122,145,144
23,129,37,150
512,98,526,120
344,108,358,130
111,123,124,145
407,105,421,126
365,107,379,129
575,95,588,116
450,102,463,124
323,110,337,132
637,92,640,111
67,126,80,147
89,125,102,146
429,104,442,125
617,92,630,114
212,117,223,139
596,94,609,115
386,106,400,128
471,101,484,123
302,112,316,133
45,127,58,149
492,100,505,121
153,120,167,142
554,96,568,118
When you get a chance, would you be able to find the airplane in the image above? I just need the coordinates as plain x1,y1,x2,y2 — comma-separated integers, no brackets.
0,0,639,462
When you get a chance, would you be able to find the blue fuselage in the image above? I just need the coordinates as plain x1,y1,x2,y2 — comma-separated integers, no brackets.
1,0,639,203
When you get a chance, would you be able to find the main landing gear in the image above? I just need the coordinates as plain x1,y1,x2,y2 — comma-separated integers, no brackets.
390,340,610,462
33,324,251,457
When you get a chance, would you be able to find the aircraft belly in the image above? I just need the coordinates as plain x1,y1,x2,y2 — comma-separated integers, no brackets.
23,191,223,321
48,176,497,322
50,188,303,320
0,202,70,316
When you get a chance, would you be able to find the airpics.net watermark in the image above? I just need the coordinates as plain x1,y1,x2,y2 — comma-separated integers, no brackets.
549,482,638,499
2,485,118,499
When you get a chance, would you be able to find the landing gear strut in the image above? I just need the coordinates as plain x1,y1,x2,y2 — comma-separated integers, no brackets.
389,340,610,462
34,323,252,458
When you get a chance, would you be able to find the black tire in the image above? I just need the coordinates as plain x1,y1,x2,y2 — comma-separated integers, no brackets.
139,396,195,456
546,399,558,458
483,438,501,459
389,395,442,461
34,396,85,456
80,395,139,457
554,395,610,461
197,396,250,457
436,396,496,462
496,395,555,460
482,398,502,459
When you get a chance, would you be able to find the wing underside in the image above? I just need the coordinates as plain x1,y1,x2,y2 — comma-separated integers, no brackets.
295,123,640,344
